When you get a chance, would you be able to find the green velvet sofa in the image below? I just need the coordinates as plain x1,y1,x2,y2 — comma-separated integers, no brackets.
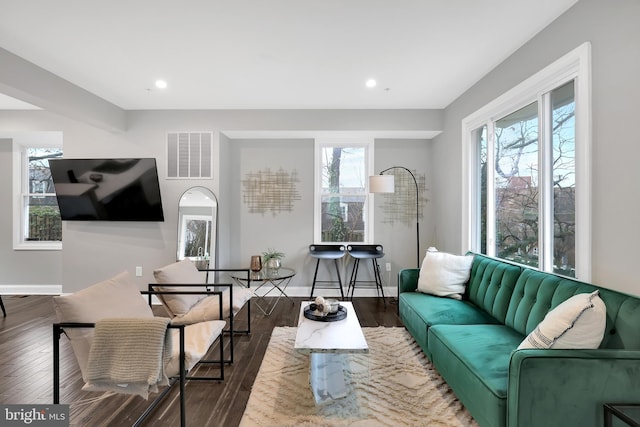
398,253,640,427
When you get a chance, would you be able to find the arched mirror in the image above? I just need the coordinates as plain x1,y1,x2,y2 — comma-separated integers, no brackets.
177,187,218,267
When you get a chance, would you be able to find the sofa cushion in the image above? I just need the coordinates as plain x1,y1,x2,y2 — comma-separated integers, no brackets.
153,259,208,317
428,324,524,427
400,292,500,328
518,290,606,349
399,291,500,359
52,271,154,380
417,248,474,300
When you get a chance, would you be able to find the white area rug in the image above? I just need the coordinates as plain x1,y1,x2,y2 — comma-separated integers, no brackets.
240,327,479,427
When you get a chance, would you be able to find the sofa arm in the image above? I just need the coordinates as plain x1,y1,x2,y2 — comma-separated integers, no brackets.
398,268,420,293
508,348,640,427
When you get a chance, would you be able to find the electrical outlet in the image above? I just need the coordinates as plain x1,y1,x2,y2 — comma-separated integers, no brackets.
385,262,391,272
135,266,143,277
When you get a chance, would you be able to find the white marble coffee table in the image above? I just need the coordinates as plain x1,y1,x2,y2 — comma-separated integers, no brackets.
294,301,369,404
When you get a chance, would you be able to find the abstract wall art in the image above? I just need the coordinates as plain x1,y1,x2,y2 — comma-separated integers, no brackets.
380,169,428,226
242,167,301,215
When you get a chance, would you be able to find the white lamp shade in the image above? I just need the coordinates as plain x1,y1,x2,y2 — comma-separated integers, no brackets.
369,175,395,193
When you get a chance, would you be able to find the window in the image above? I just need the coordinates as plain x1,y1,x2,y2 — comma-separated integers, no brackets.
314,139,374,243
462,43,591,279
13,142,63,250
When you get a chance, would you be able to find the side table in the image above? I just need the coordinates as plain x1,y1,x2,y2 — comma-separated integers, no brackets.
231,268,295,315
604,403,640,427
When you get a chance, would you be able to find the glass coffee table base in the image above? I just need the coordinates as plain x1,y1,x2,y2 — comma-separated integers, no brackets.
309,353,349,405
294,301,368,406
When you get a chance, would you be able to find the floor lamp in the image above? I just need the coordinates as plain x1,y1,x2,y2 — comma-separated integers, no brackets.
369,166,421,268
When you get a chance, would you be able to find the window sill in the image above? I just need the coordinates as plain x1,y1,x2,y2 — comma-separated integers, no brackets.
14,242,62,251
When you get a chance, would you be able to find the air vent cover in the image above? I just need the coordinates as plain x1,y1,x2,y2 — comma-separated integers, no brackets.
167,132,213,179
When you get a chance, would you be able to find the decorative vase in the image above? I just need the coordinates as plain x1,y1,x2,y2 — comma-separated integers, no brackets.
265,258,281,276
250,255,262,273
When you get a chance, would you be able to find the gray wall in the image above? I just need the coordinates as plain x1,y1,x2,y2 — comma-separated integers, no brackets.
432,0,640,295
373,139,433,271
0,137,62,290
0,109,439,293
229,138,314,288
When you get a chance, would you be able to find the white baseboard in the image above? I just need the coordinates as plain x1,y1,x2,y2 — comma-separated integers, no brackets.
0,284,62,295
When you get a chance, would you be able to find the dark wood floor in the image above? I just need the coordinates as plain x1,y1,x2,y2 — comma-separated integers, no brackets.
0,295,401,426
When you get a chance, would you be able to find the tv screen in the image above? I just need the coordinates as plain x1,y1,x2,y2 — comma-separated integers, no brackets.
49,158,165,221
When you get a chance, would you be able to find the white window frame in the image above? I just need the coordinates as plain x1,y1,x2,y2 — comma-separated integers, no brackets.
314,138,375,244
461,42,592,280
12,138,63,251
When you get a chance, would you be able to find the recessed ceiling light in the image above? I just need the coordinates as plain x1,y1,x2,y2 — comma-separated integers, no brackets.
155,80,168,89
366,79,377,88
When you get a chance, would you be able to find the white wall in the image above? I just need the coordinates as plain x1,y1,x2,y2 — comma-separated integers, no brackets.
431,0,640,295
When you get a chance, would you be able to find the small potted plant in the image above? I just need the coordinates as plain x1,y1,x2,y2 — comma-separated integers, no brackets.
262,248,285,276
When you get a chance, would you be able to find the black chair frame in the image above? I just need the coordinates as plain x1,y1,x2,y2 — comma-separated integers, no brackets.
0,295,5,317
53,288,226,427
149,272,250,365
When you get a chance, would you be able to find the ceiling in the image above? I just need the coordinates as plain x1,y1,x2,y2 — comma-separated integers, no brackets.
0,0,578,110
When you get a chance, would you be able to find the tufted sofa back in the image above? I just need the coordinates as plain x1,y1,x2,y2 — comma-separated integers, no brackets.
504,269,596,335
466,254,522,324
504,268,640,349
466,253,640,350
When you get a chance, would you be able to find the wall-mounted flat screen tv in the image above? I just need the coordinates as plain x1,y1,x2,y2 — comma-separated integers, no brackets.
49,158,164,221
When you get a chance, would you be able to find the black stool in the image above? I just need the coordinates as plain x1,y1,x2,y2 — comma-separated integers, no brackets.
0,296,6,317
309,244,346,299
346,244,386,306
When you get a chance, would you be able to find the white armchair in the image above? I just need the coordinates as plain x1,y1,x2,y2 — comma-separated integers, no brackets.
152,259,253,364
52,271,226,427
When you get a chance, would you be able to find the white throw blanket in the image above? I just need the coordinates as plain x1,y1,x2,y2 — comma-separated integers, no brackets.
83,317,171,399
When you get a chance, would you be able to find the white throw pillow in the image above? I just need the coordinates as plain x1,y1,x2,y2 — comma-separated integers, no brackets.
52,271,154,380
153,259,207,317
416,247,474,300
518,290,606,350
